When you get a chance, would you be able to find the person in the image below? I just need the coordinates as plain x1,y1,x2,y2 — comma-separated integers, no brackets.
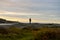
29,18,31,24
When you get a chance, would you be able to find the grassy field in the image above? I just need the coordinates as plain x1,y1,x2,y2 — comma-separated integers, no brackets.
0,26,60,40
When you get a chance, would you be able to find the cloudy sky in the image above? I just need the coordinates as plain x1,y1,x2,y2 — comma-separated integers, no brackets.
0,0,60,23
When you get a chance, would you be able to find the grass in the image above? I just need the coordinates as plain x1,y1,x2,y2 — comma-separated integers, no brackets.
0,27,60,40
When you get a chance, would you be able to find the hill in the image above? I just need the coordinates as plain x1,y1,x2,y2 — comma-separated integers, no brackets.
0,18,60,28
0,18,20,23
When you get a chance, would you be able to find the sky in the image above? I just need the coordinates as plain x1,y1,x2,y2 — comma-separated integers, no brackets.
0,0,60,23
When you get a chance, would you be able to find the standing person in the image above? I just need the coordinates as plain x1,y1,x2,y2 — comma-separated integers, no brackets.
29,18,31,24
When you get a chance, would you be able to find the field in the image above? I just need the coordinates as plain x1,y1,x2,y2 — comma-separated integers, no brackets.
0,26,60,40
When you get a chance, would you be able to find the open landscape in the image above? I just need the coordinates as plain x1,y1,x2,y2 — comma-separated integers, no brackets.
0,18,60,40
0,0,59,40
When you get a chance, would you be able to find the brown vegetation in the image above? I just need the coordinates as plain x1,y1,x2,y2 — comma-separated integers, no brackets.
0,26,60,40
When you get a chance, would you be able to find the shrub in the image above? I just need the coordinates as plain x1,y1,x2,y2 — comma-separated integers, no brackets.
34,28,60,40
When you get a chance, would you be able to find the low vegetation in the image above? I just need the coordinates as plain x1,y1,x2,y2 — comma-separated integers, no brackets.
0,26,60,40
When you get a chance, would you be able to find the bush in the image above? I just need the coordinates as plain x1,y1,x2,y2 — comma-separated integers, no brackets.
34,28,60,40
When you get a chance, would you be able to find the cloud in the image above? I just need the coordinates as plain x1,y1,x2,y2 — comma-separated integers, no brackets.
0,0,60,23
0,10,60,21
0,16,60,23
0,0,59,13
0,10,41,15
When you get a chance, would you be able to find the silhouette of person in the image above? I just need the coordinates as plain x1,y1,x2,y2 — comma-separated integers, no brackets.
29,18,31,24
